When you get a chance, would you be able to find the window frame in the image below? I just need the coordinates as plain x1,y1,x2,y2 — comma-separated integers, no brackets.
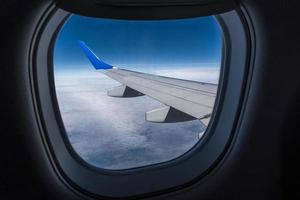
30,5,252,199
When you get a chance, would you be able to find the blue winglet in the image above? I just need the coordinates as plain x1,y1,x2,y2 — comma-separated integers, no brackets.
78,41,113,70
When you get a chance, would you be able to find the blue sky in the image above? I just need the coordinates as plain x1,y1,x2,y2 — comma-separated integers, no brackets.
54,15,222,72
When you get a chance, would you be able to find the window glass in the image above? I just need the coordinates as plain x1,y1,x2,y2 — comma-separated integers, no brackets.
54,15,222,170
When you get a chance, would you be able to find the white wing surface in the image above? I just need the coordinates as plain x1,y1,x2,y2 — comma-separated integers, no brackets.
79,41,217,126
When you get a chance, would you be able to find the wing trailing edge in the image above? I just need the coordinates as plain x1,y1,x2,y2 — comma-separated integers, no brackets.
108,85,144,97
146,106,196,123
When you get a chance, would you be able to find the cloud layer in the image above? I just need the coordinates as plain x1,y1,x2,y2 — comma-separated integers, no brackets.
54,68,218,169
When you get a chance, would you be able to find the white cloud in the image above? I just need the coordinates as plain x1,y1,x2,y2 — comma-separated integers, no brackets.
54,67,215,169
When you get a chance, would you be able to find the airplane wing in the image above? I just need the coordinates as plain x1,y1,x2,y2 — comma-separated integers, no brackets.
78,41,217,126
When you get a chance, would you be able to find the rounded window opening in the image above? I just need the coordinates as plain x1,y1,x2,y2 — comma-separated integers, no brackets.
53,15,223,170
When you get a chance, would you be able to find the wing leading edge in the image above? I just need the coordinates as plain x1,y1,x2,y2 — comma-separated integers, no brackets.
79,41,217,127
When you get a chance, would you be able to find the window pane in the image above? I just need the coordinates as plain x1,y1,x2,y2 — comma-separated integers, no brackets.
53,15,222,170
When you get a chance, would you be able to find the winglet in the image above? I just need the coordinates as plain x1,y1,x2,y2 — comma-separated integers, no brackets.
78,40,113,70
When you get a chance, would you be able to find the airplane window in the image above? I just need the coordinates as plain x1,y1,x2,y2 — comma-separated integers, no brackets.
53,15,223,170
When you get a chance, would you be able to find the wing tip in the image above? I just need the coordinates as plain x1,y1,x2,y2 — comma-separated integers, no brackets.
78,40,113,70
